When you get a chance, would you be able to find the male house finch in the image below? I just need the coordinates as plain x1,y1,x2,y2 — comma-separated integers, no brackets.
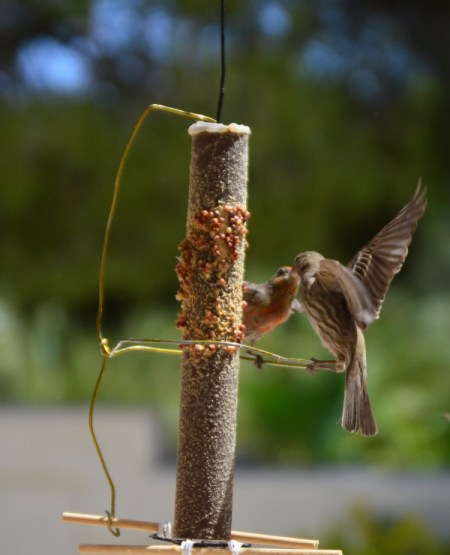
242,266,302,346
293,183,427,436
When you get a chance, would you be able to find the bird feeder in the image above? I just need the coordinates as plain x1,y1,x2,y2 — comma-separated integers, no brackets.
63,121,342,555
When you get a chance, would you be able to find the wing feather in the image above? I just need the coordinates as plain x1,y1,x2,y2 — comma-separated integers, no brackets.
242,281,264,304
318,259,376,330
348,181,427,321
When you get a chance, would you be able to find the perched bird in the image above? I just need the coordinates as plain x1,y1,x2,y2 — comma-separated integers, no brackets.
293,183,427,436
242,266,302,346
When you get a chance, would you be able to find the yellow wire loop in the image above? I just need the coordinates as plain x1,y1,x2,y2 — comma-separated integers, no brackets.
96,105,215,346
91,105,216,536
105,511,120,537
89,355,120,535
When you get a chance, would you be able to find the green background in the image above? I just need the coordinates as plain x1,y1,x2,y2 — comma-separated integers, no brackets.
1,0,449,470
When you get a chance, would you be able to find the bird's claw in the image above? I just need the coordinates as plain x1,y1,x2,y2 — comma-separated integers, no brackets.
306,357,338,374
254,354,264,369
246,349,264,369
306,358,320,375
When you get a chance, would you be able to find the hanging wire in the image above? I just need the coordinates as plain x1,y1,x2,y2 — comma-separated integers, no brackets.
91,105,216,536
216,0,226,122
96,105,216,351
88,355,120,537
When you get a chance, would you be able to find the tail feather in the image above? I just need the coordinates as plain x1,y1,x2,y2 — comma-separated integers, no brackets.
341,340,378,437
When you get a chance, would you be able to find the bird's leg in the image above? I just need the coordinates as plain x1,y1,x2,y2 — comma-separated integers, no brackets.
246,349,264,369
254,354,264,369
306,357,338,374
244,337,264,368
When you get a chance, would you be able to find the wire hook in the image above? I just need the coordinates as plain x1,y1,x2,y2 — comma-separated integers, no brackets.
104,510,120,537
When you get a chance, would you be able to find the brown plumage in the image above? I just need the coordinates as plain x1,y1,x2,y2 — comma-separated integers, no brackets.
293,183,427,436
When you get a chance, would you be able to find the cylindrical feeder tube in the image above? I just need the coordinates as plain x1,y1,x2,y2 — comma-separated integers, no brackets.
174,122,251,540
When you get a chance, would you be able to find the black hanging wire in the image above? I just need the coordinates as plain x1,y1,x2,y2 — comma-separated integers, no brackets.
216,0,226,122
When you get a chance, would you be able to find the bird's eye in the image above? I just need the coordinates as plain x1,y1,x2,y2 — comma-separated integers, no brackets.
298,262,309,273
275,267,289,277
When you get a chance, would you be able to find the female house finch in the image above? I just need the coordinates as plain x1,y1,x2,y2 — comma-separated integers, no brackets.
293,183,427,436
242,266,302,346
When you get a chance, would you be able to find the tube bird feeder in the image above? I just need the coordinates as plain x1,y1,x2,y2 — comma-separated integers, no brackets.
174,122,251,539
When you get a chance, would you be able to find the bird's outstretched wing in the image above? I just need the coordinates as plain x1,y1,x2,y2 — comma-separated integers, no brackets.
318,259,376,330
348,181,427,322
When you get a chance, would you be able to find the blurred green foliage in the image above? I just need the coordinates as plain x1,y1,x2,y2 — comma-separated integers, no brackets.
0,1,449,467
323,504,450,555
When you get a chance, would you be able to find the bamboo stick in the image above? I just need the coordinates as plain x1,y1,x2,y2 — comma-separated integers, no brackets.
79,546,342,555
231,532,318,550
63,513,159,533
62,513,319,549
